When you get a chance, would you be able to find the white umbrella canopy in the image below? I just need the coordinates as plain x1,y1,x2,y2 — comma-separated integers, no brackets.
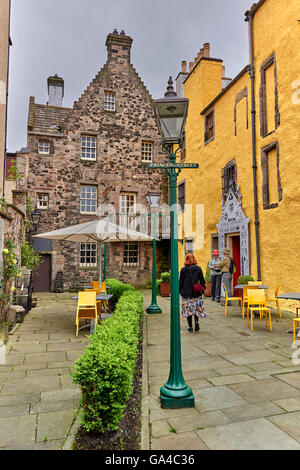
34,218,153,285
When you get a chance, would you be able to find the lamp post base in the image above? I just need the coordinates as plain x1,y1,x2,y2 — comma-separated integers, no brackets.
160,392,195,409
146,304,162,314
160,384,195,409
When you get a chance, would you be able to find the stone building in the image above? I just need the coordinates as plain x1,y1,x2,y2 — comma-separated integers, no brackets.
0,0,11,197
17,31,169,291
177,0,300,310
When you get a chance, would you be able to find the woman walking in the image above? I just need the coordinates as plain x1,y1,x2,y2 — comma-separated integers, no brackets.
179,253,206,332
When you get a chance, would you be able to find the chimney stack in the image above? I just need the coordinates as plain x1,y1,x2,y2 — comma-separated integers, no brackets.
106,30,133,63
203,43,210,58
47,75,64,107
189,61,194,72
181,61,187,73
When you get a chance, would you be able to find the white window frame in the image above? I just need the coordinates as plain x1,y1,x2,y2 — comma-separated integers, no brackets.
80,185,97,215
120,192,136,215
123,242,139,267
141,141,153,162
80,242,97,268
37,193,49,210
81,135,97,161
38,140,50,155
104,92,115,111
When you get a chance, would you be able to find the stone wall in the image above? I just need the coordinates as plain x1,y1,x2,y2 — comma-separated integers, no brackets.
20,31,169,290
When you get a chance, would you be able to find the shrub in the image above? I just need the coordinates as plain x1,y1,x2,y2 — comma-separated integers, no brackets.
160,272,170,283
237,275,254,285
72,286,144,433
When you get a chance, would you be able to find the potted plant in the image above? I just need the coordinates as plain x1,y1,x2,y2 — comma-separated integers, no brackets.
159,272,170,297
237,275,254,285
204,263,211,297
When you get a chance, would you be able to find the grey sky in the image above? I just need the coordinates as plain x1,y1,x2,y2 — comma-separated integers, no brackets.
7,0,252,152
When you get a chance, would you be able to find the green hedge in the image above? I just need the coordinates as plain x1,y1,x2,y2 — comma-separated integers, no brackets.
72,285,144,433
104,278,135,305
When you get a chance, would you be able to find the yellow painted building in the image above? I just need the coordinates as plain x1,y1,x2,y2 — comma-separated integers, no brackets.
177,0,300,311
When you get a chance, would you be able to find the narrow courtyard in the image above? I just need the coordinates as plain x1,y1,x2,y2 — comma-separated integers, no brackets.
1,292,300,449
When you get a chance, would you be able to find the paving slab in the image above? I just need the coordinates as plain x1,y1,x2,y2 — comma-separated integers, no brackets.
196,418,300,450
222,402,284,421
229,378,300,404
268,411,300,442
1,376,61,396
0,404,30,418
194,386,247,412
151,431,208,450
36,409,76,442
273,371,300,389
167,410,232,433
274,397,300,412
223,350,284,366
0,415,37,448
208,374,255,386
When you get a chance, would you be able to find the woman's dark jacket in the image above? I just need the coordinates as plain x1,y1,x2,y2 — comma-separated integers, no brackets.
179,265,206,299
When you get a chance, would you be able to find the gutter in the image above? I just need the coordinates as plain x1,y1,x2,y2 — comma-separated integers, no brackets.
245,9,262,281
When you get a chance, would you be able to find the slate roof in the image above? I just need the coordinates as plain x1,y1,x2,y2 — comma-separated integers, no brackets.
28,99,72,135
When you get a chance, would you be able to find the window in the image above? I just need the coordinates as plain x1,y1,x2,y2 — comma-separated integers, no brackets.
184,238,194,256
80,243,97,267
38,141,50,154
222,160,237,203
37,193,49,209
261,141,282,210
81,136,97,161
120,192,136,214
124,242,139,266
104,92,115,111
260,54,280,137
141,142,153,162
204,110,215,144
80,185,97,214
178,181,185,212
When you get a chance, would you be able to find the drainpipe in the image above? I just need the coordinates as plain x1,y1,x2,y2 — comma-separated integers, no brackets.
245,10,262,281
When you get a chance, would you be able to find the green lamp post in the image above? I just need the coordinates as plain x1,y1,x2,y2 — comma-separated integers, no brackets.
147,77,199,409
146,192,162,314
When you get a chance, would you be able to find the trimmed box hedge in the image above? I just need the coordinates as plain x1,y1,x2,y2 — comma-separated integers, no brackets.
72,282,144,433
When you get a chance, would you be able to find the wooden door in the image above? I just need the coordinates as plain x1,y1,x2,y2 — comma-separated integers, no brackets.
33,255,51,292
232,236,241,296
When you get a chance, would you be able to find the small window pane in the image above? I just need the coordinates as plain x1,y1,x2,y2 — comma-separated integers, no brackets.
80,186,97,214
37,193,49,209
104,92,115,111
81,136,97,160
80,243,97,267
38,141,50,154
141,142,153,162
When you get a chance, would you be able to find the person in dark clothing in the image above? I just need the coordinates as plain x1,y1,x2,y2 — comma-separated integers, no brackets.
179,253,206,332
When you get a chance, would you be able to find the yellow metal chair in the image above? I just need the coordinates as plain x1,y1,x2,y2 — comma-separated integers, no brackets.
266,284,282,318
75,291,97,336
293,318,300,344
248,281,263,285
223,283,243,318
246,289,272,332
90,281,108,313
242,285,262,319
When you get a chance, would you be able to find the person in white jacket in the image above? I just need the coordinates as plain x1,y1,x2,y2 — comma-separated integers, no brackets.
208,249,222,302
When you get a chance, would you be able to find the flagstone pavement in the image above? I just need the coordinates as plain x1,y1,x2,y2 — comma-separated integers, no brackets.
0,293,91,450
141,291,300,450
1,291,300,450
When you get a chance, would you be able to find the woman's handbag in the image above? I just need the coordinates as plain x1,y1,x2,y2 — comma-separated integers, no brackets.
192,283,204,295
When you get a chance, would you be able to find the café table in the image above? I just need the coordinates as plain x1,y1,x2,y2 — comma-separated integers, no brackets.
72,293,113,333
276,292,300,338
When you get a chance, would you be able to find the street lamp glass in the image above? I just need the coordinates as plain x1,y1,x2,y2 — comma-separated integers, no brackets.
154,78,189,145
146,192,161,208
31,207,41,228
